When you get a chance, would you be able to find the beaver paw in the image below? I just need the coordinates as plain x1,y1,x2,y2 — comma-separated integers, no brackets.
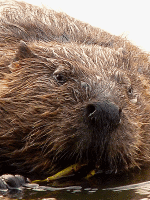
0,174,30,189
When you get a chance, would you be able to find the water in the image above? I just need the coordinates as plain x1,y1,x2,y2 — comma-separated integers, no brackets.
1,167,150,199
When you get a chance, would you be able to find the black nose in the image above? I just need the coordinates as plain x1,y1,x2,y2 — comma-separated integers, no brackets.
86,101,121,132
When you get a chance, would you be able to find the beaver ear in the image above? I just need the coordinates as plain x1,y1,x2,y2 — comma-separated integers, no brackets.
14,41,36,61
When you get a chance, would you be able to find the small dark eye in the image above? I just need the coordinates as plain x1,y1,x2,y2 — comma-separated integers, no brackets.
128,86,133,95
55,73,67,84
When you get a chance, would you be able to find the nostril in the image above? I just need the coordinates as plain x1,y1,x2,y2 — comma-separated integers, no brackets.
86,104,96,117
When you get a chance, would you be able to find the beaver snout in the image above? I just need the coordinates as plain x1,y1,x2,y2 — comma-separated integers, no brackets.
86,101,122,132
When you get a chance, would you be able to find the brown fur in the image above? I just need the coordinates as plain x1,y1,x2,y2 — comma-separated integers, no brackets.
0,1,149,177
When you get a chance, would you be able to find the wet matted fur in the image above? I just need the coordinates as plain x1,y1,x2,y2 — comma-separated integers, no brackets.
0,1,149,177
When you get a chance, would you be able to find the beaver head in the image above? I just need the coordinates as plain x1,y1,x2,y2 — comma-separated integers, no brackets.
0,41,149,176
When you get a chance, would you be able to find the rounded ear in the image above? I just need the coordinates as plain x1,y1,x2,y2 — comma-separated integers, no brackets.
14,40,37,61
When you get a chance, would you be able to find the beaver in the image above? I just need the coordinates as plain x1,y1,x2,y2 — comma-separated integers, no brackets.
0,1,149,180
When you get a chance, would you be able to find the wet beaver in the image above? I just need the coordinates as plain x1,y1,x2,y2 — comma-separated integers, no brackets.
0,1,149,179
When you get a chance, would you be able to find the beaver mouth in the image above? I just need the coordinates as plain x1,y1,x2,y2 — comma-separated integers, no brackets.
50,148,131,179
51,135,131,177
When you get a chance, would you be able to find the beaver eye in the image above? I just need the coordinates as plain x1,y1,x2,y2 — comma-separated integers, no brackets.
127,86,133,95
54,73,67,84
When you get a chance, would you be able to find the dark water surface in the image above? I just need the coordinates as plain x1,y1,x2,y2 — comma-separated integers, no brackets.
1,168,150,200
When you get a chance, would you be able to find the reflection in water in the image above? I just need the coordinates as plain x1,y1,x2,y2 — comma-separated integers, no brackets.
2,168,150,199
105,181,150,199
24,183,82,191
106,181,150,192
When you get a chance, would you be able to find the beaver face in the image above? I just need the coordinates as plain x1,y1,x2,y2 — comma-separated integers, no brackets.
0,41,149,175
